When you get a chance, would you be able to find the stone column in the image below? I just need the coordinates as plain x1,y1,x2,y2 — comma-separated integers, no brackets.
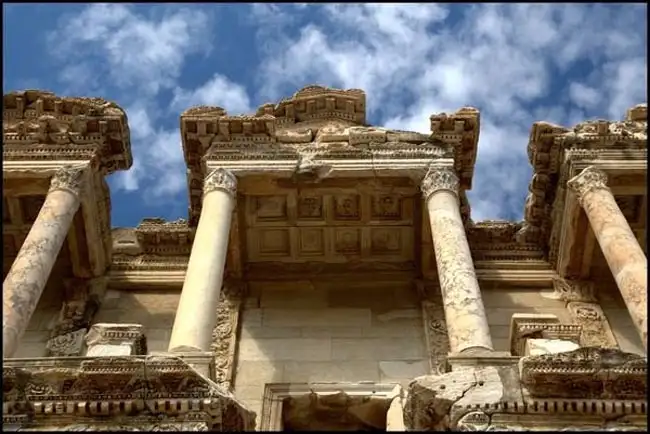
3,165,87,358
168,168,237,353
421,166,493,353
567,166,647,349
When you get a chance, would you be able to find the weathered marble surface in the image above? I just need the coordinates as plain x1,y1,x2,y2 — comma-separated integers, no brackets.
168,168,237,353
85,323,146,356
422,167,493,353
2,165,85,358
567,166,647,349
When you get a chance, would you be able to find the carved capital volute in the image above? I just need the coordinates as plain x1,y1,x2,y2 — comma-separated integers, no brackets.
203,168,237,198
49,164,87,198
420,166,459,200
567,166,609,205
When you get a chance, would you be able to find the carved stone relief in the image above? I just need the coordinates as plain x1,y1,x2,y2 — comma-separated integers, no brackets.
46,277,106,357
333,194,361,220
420,284,450,375
552,277,596,303
210,282,246,390
567,302,618,348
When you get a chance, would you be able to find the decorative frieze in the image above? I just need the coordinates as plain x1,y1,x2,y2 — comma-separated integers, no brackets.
2,356,256,431
519,347,647,400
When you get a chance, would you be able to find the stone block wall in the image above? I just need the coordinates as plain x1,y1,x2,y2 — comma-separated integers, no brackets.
233,280,428,423
92,288,180,353
481,287,571,352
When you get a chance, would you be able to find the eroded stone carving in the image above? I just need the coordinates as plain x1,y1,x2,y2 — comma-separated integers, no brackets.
2,356,256,431
203,168,237,197
84,323,147,356
422,298,451,375
519,347,647,399
551,277,596,303
421,166,460,199
210,281,246,389
509,313,582,357
567,302,618,348
46,277,106,357
567,166,609,205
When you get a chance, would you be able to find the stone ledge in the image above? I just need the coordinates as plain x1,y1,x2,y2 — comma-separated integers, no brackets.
2,356,255,431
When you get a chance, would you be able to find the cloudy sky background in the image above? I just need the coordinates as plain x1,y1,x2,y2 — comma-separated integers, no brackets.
3,3,647,227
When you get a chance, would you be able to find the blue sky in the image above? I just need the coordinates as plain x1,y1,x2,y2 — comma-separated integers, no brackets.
4,3,647,228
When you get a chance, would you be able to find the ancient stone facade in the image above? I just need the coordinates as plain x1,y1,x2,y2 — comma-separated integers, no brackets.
2,87,647,431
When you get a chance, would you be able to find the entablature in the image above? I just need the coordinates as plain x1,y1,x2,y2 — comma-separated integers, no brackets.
180,85,480,226
2,90,132,174
522,103,646,252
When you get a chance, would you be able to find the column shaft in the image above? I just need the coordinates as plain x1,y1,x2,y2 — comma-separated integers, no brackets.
3,165,86,358
568,166,647,349
168,169,237,353
422,167,493,354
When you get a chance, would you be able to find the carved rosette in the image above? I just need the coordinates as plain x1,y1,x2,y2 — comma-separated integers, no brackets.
203,168,237,198
567,302,618,348
49,164,87,198
567,166,609,206
421,166,459,200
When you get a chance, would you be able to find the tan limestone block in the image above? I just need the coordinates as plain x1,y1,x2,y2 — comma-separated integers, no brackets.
237,338,331,361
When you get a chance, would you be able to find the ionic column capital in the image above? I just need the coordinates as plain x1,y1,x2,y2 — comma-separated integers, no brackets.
49,165,87,198
567,166,609,205
421,166,459,200
204,168,237,198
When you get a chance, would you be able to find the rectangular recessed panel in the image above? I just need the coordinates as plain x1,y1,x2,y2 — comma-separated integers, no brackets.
371,195,402,220
334,228,361,254
297,195,324,220
333,195,361,221
254,195,287,222
258,229,291,256
299,228,325,256
370,228,402,255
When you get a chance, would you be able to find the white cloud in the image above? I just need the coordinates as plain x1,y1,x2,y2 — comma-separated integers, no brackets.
47,4,225,199
253,3,647,220
171,74,252,115
50,4,211,96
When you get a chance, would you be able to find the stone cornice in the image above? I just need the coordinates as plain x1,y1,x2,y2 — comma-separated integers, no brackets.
523,105,646,251
3,90,132,174
180,85,479,226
